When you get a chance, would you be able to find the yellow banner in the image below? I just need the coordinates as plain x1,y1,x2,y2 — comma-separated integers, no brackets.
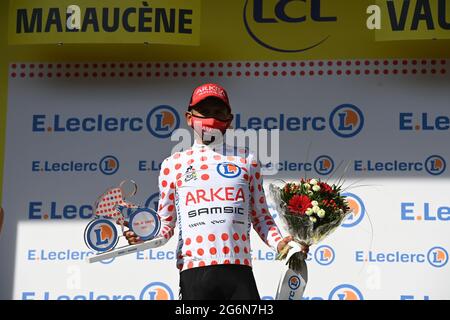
375,0,450,41
9,0,201,45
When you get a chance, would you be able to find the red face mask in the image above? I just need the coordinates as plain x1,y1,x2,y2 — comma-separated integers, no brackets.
190,115,230,136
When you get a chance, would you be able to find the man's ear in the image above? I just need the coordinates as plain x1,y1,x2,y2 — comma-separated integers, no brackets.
185,111,192,127
226,114,234,129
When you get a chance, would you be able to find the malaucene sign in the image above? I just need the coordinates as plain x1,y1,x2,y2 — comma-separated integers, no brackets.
8,0,201,45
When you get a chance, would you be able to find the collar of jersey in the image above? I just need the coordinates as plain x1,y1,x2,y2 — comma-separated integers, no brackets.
192,138,238,156
192,138,225,149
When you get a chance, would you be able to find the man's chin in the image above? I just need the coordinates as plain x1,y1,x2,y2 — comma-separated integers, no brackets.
202,135,224,145
197,129,226,145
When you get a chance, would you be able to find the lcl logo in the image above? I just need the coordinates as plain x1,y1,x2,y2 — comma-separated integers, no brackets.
244,0,337,53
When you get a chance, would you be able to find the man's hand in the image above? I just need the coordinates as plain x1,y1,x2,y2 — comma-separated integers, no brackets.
119,221,144,245
277,236,309,255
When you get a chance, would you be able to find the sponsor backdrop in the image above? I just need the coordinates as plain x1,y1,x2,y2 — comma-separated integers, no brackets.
1,0,450,300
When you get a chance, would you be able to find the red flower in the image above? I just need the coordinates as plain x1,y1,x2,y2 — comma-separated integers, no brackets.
323,199,338,209
287,195,312,215
320,182,333,194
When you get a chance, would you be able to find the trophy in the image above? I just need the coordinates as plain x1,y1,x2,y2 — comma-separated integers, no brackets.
84,180,166,263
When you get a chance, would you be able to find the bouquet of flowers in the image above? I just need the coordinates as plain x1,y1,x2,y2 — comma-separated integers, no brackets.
269,178,351,273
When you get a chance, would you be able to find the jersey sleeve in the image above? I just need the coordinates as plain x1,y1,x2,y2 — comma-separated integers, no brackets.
155,157,177,241
248,154,283,253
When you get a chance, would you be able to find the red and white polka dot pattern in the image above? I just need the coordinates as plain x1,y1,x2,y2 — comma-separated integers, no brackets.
95,187,138,227
9,59,449,79
156,141,282,272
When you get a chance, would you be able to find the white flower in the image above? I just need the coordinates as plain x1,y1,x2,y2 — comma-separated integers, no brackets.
305,208,313,216
318,209,326,218
311,200,318,206
308,191,313,196
312,185,321,192
310,179,318,185
312,206,320,213
309,216,317,223
304,183,311,189
339,209,344,214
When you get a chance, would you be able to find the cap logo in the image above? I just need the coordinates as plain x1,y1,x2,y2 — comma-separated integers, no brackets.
195,85,226,99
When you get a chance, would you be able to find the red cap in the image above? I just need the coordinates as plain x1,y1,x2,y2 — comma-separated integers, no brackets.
189,83,231,111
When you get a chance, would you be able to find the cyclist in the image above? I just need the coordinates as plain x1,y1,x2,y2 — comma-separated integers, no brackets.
124,83,309,299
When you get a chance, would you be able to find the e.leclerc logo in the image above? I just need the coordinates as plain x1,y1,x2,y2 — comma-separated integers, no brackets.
263,155,335,175
32,105,180,138
139,282,174,300
85,219,118,252
26,248,113,265
243,0,337,53
263,283,364,300
234,104,364,138
400,112,450,132
28,201,93,220
22,282,174,300
255,245,336,266
354,155,446,176
427,247,448,268
28,198,140,220
302,245,335,266
314,245,335,266
328,284,364,300
329,104,364,138
288,275,301,290
355,246,448,269
32,155,119,175
401,201,450,222
341,193,365,228
425,155,446,175
146,105,180,138
217,162,242,178
314,155,334,175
